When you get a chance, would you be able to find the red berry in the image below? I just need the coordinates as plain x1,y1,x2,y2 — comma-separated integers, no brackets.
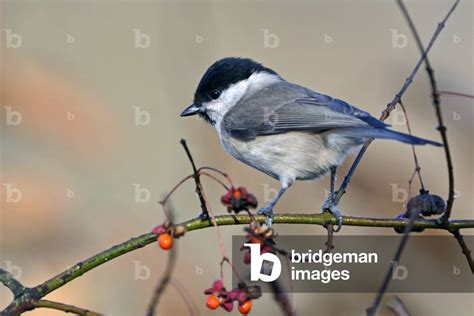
158,233,173,250
206,294,220,310
238,299,252,314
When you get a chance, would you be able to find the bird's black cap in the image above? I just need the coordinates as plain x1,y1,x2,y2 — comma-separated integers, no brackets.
181,57,278,123
194,57,277,104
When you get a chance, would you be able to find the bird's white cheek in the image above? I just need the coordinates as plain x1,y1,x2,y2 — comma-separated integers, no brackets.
202,101,226,123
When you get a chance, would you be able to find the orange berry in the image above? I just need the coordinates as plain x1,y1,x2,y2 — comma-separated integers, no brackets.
233,190,241,199
238,299,252,314
206,294,220,310
158,233,173,250
249,236,262,245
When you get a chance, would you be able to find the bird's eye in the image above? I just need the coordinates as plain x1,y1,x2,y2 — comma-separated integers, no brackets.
210,90,221,100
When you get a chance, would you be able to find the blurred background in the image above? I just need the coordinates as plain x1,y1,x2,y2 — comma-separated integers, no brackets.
1,0,473,315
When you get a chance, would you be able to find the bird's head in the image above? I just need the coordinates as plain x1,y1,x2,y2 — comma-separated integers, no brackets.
180,57,281,125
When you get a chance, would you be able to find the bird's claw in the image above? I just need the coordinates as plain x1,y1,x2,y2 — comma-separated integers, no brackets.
258,206,274,227
322,193,343,232
326,205,343,232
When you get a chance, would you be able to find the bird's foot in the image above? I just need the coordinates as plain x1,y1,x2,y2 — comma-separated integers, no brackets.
258,206,275,227
322,193,343,232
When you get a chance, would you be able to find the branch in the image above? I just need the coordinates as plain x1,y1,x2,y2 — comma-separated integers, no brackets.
146,202,178,316
2,213,472,314
366,2,463,314
180,139,209,219
1,268,102,315
366,205,420,316
334,0,459,205
438,91,474,98
269,279,295,316
450,229,474,272
396,0,472,273
387,296,411,316
397,0,457,224
0,269,24,298
32,300,103,316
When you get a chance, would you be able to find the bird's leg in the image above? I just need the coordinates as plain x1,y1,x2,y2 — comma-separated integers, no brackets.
322,166,343,231
258,186,288,227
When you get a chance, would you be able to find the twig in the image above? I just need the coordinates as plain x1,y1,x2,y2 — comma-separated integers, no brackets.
450,229,474,273
269,279,296,316
334,0,459,205
387,296,411,316
398,101,425,196
323,223,335,254
396,0,457,224
146,246,177,316
180,139,209,219
438,91,474,99
366,206,420,316
32,300,103,316
366,2,461,314
147,202,178,316
199,171,229,190
198,166,234,188
397,0,473,273
169,278,200,316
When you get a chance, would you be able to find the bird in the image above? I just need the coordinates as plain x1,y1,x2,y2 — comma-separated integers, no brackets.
180,57,441,229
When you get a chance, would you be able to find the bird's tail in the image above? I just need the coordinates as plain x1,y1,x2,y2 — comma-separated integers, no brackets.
333,127,442,146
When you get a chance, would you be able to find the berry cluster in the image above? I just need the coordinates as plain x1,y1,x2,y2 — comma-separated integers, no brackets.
242,221,276,265
221,186,258,214
205,279,261,314
394,189,446,233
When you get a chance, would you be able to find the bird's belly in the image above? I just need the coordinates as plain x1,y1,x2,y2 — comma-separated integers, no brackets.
220,131,355,185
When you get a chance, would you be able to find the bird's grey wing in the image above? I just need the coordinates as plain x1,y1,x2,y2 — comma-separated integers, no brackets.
223,82,388,140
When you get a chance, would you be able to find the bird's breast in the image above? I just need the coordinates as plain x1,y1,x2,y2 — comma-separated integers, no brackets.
216,127,355,184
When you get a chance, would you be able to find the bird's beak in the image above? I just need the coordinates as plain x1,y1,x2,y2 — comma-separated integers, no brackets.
180,103,201,117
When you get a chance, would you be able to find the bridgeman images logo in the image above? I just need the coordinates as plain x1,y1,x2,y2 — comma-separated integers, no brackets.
244,243,282,282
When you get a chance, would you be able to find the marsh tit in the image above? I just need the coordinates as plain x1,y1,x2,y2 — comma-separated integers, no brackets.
181,57,441,227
